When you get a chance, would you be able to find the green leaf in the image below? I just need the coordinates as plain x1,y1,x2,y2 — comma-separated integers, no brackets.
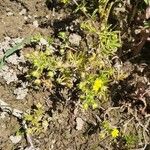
0,37,31,69
144,0,149,5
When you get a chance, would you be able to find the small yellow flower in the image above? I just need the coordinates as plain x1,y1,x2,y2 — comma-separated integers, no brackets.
111,128,119,138
93,78,103,92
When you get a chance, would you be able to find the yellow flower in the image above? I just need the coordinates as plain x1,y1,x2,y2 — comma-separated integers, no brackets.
93,78,103,92
111,128,119,138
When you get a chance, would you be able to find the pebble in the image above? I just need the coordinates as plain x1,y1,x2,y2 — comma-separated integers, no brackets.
24,16,28,20
7,53,25,65
69,33,81,46
19,9,27,15
7,12,13,16
14,85,28,100
33,20,39,28
40,38,48,45
76,117,84,130
0,66,18,84
10,135,22,144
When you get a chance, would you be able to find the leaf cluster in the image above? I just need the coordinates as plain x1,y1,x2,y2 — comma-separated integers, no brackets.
26,0,122,109
24,103,49,135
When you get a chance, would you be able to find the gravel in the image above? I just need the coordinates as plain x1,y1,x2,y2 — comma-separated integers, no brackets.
10,135,22,144
14,82,28,100
0,66,18,84
76,117,84,130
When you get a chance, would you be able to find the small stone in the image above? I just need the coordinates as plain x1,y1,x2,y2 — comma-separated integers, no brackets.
7,12,13,16
135,29,141,34
19,9,26,15
33,20,38,28
6,8,11,12
76,117,84,130
46,15,49,18
10,135,22,144
6,53,25,65
4,36,11,41
24,16,28,20
14,87,28,100
0,67,18,84
40,38,48,45
69,33,81,46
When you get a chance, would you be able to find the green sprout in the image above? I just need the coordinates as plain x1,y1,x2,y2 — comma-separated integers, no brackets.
24,103,49,135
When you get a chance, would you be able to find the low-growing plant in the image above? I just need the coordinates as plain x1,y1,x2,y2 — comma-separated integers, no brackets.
24,103,49,135
81,21,121,57
99,120,139,148
99,121,120,139
124,134,138,147
26,0,122,110
79,69,114,109
76,0,121,108
26,49,60,87
26,37,75,88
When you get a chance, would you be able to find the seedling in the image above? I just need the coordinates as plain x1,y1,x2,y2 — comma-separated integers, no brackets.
24,103,49,135
99,121,120,139
124,134,138,147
